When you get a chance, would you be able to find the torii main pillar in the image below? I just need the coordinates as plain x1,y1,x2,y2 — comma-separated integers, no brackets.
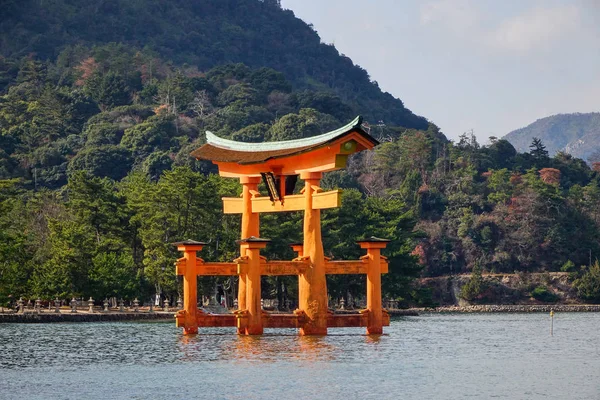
299,172,328,335
237,176,261,334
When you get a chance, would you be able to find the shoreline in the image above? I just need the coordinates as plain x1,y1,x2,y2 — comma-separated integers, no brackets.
406,304,600,313
2,304,600,324
0,312,174,323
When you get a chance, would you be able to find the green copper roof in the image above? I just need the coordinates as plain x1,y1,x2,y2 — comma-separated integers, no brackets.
192,116,379,164
205,116,364,152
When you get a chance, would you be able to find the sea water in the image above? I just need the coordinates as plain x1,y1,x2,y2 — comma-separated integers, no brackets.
1,313,599,399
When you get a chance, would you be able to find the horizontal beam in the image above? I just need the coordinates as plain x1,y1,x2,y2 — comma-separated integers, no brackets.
327,313,367,328
261,261,309,276
325,260,367,274
222,197,243,214
222,190,341,214
251,194,304,213
198,262,238,276
326,312,390,327
325,260,388,274
198,313,236,327
263,313,305,328
177,258,387,276
177,311,389,328
312,190,342,209
175,310,237,327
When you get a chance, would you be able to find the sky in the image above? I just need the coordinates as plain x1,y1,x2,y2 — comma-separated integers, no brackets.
279,0,600,142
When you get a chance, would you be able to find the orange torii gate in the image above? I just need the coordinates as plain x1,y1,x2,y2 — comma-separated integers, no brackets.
174,116,390,335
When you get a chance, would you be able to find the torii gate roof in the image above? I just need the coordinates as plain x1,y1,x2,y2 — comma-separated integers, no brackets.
191,116,379,177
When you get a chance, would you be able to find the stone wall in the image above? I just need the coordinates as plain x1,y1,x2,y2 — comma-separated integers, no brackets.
0,313,174,323
413,304,600,313
420,272,581,306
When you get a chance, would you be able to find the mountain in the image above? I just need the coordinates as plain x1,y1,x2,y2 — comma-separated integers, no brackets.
0,0,427,130
5,0,600,308
504,112,600,162
0,0,436,306
0,0,435,189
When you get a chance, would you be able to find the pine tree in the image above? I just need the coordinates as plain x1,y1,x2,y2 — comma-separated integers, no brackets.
529,137,549,160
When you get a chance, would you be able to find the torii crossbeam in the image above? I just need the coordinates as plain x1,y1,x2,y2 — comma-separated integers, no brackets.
174,116,390,335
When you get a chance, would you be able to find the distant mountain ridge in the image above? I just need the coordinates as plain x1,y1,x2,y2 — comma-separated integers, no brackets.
504,112,600,161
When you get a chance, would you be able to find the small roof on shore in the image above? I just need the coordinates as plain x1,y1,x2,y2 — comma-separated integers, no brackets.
191,116,378,165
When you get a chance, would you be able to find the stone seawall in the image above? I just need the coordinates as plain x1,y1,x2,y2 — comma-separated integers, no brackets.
3,305,597,323
0,312,174,323
411,304,600,313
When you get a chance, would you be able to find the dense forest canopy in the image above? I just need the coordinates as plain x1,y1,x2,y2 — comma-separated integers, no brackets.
1,0,600,307
0,0,427,130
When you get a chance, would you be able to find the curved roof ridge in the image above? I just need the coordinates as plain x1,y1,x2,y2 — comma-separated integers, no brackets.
205,116,363,152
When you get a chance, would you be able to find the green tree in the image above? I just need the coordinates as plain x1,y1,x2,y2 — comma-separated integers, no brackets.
574,261,600,303
529,137,549,163
486,169,511,204
84,71,132,110
121,115,176,161
67,145,132,181
84,123,123,146
67,171,132,246
30,217,96,298
531,286,558,303
121,167,237,298
486,139,517,169
267,108,339,141
321,189,422,305
0,180,31,305
90,252,139,300
460,264,485,302
231,123,270,143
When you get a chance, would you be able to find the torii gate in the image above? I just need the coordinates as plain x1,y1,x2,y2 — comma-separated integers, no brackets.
174,116,390,335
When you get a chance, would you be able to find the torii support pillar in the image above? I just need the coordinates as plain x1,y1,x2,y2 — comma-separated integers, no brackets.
237,236,270,335
290,243,304,258
173,240,206,335
357,237,390,335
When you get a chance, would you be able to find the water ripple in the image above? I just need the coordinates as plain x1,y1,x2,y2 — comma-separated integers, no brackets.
1,314,599,399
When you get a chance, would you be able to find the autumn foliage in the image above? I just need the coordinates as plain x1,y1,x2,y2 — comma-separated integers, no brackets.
539,168,561,185
75,57,99,86
411,244,427,265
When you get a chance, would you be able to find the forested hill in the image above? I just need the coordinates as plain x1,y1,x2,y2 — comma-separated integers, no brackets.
2,0,600,308
0,0,434,307
0,0,426,129
504,113,600,162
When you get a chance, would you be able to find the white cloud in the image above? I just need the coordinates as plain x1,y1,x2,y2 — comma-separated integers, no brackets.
420,0,479,33
282,0,599,140
421,2,583,54
486,5,581,52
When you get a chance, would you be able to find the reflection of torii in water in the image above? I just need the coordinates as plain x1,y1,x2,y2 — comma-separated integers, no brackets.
174,116,391,336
